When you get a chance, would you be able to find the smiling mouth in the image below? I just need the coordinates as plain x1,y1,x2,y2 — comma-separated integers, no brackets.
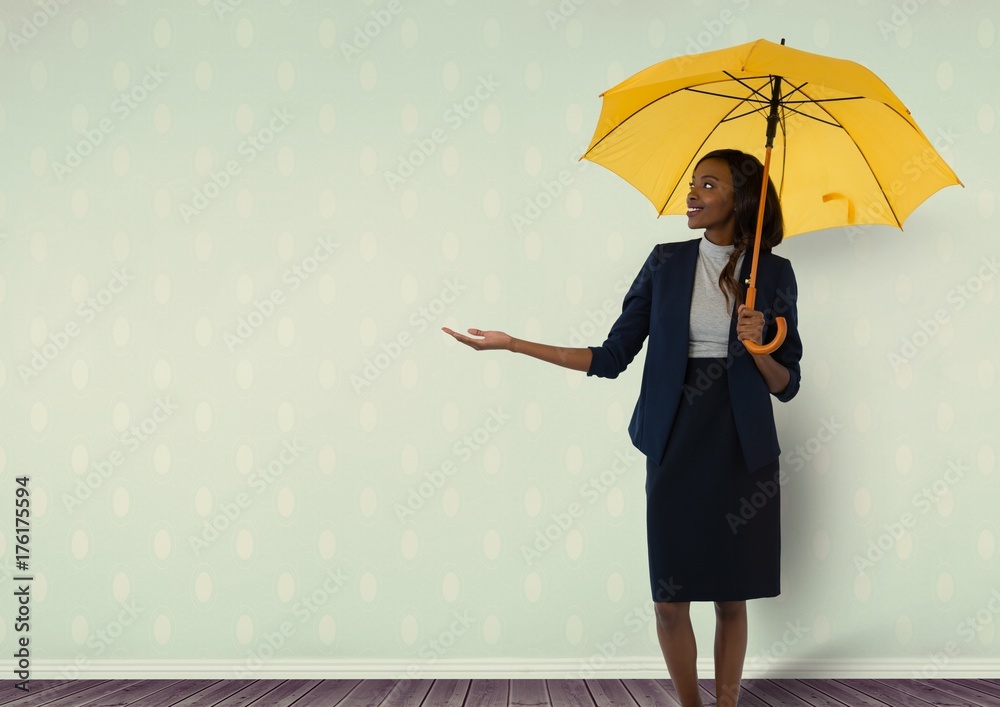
686,206,703,216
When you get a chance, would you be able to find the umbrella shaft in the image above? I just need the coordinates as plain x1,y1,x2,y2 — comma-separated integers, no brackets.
745,143,773,311
765,75,782,149
748,72,782,308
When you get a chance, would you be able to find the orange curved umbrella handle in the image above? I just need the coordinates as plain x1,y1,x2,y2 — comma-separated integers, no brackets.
741,134,788,357
742,316,786,355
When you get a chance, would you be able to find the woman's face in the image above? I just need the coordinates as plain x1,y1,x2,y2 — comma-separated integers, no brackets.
686,157,737,241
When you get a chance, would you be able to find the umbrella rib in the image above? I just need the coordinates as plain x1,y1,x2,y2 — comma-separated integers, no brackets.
779,79,812,102
710,76,854,128
777,104,844,129
780,81,865,124
588,71,909,229
658,75,783,210
780,80,865,125
583,89,699,158
681,87,770,105
690,74,776,123
781,97,865,104
780,79,866,105
784,93,904,228
722,71,774,105
781,81,864,105
583,78,767,158
658,99,755,214
776,105,788,200
720,105,776,123
584,74,771,159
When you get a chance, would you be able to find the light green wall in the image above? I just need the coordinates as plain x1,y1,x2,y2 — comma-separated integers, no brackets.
0,0,996,678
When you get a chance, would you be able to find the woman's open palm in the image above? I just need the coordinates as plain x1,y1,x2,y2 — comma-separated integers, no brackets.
441,327,512,352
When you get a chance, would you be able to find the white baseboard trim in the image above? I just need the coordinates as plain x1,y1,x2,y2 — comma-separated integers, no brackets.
6,658,999,680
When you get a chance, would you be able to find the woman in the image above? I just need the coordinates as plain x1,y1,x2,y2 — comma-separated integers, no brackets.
442,149,802,707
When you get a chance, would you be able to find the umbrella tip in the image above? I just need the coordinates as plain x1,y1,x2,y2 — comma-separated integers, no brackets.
780,37,786,45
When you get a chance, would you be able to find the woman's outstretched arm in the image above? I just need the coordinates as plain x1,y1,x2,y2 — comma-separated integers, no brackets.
441,244,664,379
441,327,593,373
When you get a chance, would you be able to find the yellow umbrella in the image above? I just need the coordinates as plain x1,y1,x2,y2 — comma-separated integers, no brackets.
582,38,963,354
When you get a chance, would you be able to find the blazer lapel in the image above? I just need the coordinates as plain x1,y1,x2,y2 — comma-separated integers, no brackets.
654,239,700,354
676,238,700,328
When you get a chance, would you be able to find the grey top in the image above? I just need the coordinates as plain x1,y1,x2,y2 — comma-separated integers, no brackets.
688,236,745,357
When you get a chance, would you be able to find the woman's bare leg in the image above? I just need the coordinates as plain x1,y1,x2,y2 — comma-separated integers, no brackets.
713,600,748,707
654,602,704,707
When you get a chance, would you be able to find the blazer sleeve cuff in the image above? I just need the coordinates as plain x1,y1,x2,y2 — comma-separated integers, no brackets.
773,365,799,402
586,345,616,379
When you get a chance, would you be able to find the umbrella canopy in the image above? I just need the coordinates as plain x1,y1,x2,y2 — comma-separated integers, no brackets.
582,38,962,238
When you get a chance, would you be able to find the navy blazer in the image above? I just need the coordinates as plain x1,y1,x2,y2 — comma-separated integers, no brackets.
587,237,803,473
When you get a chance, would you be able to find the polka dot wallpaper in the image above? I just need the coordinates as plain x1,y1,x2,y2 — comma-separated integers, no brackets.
0,0,996,679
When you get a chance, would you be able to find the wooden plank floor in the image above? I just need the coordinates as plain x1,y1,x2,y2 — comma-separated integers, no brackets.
1,678,999,706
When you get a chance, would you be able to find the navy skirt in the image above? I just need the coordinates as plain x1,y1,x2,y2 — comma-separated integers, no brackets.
646,357,781,603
